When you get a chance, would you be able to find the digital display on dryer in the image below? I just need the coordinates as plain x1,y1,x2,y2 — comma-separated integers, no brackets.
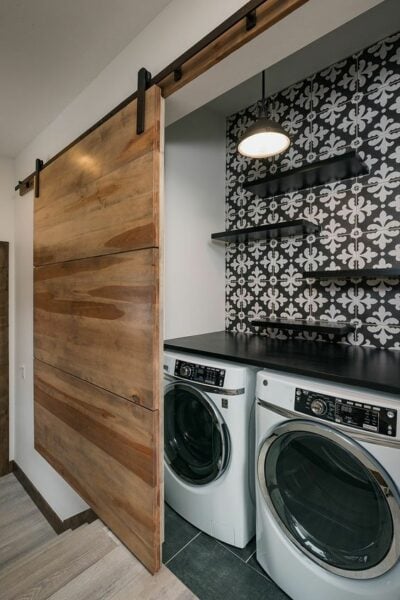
295,388,396,437
336,403,379,432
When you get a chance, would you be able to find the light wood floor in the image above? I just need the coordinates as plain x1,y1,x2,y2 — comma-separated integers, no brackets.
0,473,196,599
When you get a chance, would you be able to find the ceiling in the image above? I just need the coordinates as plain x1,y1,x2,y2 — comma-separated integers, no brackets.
0,0,171,157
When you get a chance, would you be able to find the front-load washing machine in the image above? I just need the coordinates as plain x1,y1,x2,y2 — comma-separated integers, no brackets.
164,350,257,548
255,369,400,600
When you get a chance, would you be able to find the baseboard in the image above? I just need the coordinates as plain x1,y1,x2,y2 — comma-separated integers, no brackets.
9,460,97,534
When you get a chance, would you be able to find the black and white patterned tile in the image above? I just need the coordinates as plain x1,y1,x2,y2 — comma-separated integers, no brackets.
356,32,400,96
225,31,400,349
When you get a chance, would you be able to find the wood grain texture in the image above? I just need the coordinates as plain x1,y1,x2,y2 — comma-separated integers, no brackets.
47,545,140,600
34,86,163,573
0,475,56,572
0,477,191,598
34,248,160,410
0,243,8,477
34,152,158,265
36,86,160,208
110,565,197,600
34,360,161,573
159,0,309,97
0,521,117,600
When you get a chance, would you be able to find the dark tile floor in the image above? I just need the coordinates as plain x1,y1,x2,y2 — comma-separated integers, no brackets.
163,503,291,600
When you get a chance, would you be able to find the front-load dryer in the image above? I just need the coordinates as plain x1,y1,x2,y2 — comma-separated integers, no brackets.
164,350,257,548
255,369,400,600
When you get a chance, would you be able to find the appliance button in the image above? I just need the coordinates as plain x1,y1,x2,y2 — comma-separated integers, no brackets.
180,364,192,378
387,410,395,419
310,399,327,416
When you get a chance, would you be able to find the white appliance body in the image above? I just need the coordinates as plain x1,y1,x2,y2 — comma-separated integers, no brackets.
255,369,400,600
164,351,256,548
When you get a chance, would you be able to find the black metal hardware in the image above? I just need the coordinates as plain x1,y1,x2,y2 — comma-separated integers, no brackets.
304,267,400,281
136,68,152,135
16,178,33,194
211,220,320,243
174,67,182,82
246,9,257,30
34,159,44,198
244,151,369,199
251,317,355,336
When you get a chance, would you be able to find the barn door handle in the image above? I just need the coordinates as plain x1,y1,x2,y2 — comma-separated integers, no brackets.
136,68,152,135
34,158,44,198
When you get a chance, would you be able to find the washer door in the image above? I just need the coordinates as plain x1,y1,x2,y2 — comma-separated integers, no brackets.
258,420,400,579
164,383,230,485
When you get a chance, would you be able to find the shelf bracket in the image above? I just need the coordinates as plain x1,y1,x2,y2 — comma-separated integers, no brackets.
34,158,44,198
246,9,257,31
136,67,152,135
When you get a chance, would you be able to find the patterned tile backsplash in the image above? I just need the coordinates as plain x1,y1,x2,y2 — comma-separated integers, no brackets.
225,31,400,349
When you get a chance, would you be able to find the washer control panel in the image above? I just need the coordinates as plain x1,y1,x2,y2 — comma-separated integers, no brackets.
174,360,226,387
295,388,397,437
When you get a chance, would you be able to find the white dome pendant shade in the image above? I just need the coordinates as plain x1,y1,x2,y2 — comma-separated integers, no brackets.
238,71,291,159
238,117,291,158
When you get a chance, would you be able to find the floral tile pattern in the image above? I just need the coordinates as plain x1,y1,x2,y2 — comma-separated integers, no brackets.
225,31,400,349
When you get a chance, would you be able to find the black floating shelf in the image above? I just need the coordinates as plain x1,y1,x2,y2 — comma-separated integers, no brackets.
244,150,368,198
304,267,400,280
211,219,320,243
251,318,354,336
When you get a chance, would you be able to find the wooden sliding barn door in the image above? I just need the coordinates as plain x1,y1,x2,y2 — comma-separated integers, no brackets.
34,86,164,573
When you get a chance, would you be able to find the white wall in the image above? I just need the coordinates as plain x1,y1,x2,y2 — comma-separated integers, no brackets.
165,108,225,340
0,158,15,460
14,0,247,520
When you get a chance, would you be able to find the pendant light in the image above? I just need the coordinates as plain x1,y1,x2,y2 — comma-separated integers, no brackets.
238,71,291,159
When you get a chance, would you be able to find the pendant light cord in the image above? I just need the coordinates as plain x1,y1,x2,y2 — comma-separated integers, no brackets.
261,70,267,117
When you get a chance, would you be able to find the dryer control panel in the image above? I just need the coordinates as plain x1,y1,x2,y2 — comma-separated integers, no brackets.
174,359,226,387
295,388,397,437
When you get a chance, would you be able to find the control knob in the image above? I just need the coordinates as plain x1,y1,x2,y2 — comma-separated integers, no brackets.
180,364,192,378
310,398,327,416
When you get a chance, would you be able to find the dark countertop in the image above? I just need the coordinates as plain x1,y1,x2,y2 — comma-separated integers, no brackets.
164,331,400,395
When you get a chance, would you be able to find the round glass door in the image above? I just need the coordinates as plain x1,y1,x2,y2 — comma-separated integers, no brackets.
258,421,400,579
164,383,230,485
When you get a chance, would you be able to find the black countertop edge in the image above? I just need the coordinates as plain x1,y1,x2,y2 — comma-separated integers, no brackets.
164,331,400,396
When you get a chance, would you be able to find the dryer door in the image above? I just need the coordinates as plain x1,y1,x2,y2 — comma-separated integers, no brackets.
258,420,400,579
164,383,230,485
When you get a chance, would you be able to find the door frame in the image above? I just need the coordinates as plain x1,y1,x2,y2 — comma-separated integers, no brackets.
0,241,9,477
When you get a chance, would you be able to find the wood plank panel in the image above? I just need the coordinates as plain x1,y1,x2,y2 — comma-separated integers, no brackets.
34,248,160,410
34,151,158,265
0,242,8,476
37,86,160,209
34,86,164,572
34,360,161,573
